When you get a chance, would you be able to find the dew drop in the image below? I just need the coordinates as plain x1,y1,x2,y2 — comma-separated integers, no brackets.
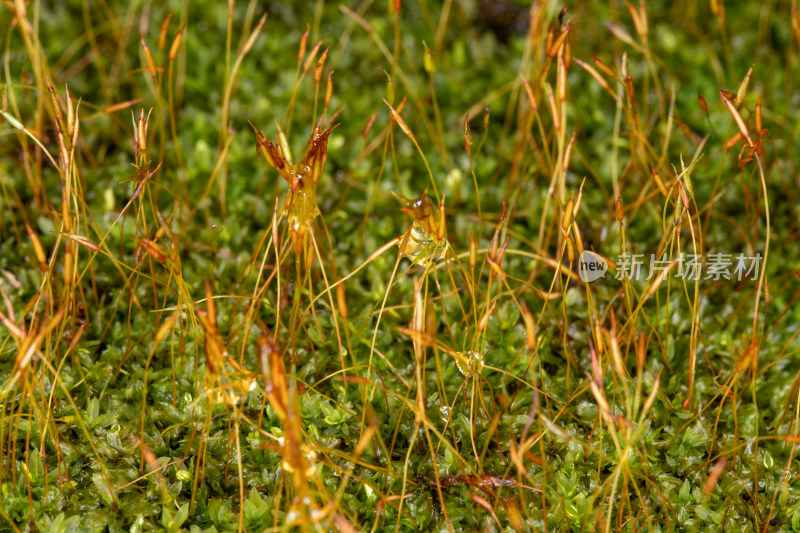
455,351,484,377
402,223,447,265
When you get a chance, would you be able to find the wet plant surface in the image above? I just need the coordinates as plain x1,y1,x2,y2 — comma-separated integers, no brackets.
1,1,800,531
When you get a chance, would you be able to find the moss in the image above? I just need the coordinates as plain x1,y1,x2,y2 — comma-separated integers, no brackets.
0,1,799,531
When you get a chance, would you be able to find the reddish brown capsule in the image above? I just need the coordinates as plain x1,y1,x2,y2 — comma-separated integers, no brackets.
363,113,376,140
324,71,334,112
572,222,584,254
590,338,602,386
562,193,574,231
395,94,407,114
241,14,267,56
63,242,74,287
720,89,736,103
574,178,585,214
65,85,75,139
336,283,348,319
469,232,477,269
704,458,727,497
158,13,173,53
592,55,617,80
575,58,612,95
736,65,753,109
47,78,63,130
651,164,668,198
548,26,570,58
677,181,690,210
521,302,536,351
314,46,329,84
297,24,309,64
26,223,47,270
721,91,753,147
625,74,636,107
463,114,473,153
697,92,708,112
545,26,554,56
478,302,496,332
141,36,157,80
169,26,185,62
558,6,569,26
636,332,646,372
302,41,322,74
755,95,763,136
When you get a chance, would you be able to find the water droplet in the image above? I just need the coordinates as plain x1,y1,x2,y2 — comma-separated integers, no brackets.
402,223,447,265
440,405,451,422
763,450,773,469
455,351,484,377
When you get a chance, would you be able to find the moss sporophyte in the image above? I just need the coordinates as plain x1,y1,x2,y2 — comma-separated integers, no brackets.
398,192,449,266
251,118,334,259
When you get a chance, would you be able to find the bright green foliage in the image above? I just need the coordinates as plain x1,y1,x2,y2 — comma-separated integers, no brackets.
1,1,799,532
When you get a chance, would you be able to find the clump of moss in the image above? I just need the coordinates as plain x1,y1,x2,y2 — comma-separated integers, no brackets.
1,1,799,531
